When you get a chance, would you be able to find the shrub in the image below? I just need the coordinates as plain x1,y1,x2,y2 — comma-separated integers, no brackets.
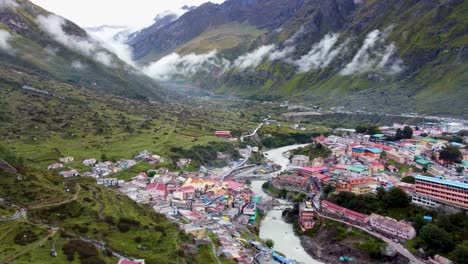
134,236,142,243
14,230,39,245
117,222,131,233
62,240,98,261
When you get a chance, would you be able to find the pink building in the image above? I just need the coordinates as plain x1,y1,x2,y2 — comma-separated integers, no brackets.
368,213,416,240
145,182,166,198
321,200,369,225
415,175,468,209
215,131,232,138
300,166,328,177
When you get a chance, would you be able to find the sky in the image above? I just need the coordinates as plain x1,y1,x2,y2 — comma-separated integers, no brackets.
30,0,225,29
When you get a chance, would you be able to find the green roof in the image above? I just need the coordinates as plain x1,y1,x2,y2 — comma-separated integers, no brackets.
333,170,341,175
462,160,468,166
414,155,425,160
346,166,367,173
416,159,431,165
372,134,385,138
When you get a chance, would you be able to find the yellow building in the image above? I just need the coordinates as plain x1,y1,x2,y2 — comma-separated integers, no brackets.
352,184,372,195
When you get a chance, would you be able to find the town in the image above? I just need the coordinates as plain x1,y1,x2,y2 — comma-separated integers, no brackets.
44,120,468,264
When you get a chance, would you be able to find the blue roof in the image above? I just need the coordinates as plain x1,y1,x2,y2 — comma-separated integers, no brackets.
415,175,468,190
366,148,382,154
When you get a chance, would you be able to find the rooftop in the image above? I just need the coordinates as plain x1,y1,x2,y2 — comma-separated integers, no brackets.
415,175,468,190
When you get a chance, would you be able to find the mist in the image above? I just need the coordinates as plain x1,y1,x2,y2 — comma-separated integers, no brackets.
143,50,230,81
0,0,17,9
86,26,135,67
0,29,13,52
294,33,344,72
37,14,115,67
233,45,275,70
341,29,403,75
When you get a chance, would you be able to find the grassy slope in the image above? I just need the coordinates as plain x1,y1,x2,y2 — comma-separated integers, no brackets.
0,162,189,264
175,23,264,55
0,0,166,100
214,0,468,116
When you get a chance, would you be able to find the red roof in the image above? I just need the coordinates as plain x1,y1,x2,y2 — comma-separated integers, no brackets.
370,161,384,167
301,166,328,173
121,261,143,264
315,136,327,142
145,182,166,191
322,201,369,221
181,186,195,192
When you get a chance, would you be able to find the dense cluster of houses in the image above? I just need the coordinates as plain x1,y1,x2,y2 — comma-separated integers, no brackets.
118,169,259,262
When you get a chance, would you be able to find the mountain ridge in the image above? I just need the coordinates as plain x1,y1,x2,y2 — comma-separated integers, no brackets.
129,0,468,117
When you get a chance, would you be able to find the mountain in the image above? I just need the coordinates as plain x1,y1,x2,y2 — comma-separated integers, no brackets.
130,0,468,117
0,0,167,100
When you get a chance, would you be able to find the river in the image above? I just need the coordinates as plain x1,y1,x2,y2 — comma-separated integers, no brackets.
250,144,322,264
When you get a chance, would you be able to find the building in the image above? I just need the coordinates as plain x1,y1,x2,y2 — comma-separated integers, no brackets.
291,155,309,167
385,150,405,164
321,200,369,225
118,259,145,264
215,131,232,138
83,159,97,166
414,175,468,209
352,184,372,195
368,213,416,240
59,156,74,163
59,169,79,178
299,201,316,231
351,147,382,158
336,177,375,193
47,163,63,170
145,182,167,198
300,166,328,177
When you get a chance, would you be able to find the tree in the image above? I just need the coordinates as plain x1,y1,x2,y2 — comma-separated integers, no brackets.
401,176,415,184
383,187,409,208
419,224,454,253
376,187,386,200
456,167,464,175
402,126,413,139
439,146,462,163
265,239,274,248
395,128,403,140
449,240,468,264
100,153,108,161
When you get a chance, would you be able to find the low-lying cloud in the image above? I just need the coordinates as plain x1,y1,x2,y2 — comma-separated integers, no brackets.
0,29,13,52
234,45,275,70
37,14,115,67
341,29,403,75
143,50,230,81
294,33,346,72
0,0,17,9
86,26,135,67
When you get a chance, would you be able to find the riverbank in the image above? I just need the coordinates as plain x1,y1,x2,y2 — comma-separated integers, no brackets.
298,220,410,264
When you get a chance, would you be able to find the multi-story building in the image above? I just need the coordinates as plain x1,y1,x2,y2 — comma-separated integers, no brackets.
321,201,369,225
351,147,382,158
291,155,310,167
385,150,405,164
299,201,316,231
368,213,416,240
414,175,468,209
336,177,376,193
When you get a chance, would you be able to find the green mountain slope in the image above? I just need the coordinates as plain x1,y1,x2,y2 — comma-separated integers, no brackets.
0,0,166,100
131,0,468,116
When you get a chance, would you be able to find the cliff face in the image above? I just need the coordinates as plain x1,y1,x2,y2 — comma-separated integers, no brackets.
299,223,408,264
130,0,468,116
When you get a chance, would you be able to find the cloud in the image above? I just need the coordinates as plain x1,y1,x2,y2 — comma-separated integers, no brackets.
0,0,17,9
143,50,230,81
86,26,135,66
341,29,403,75
71,60,86,70
37,14,115,67
294,33,345,72
269,46,295,61
234,45,276,70
0,29,13,52
284,26,304,45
